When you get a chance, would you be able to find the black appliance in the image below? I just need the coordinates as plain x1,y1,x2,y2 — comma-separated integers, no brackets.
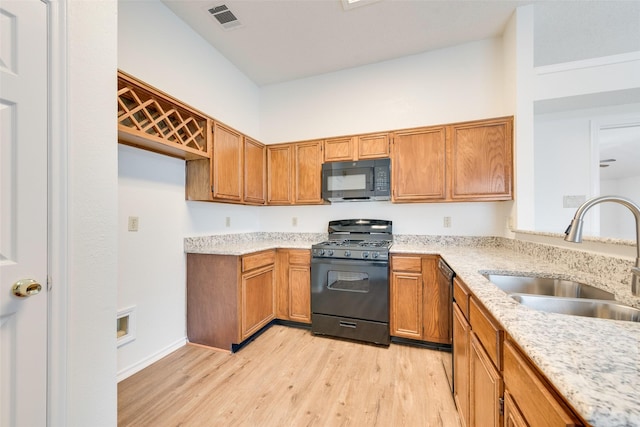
321,158,391,202
311,219,392,345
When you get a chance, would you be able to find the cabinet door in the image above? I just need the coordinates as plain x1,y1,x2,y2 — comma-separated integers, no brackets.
503,340,582,427
422,256,450,344
392,127,446,201
244,136,266,204
267,144,293,204
453,303,470,427
357,133,389,159
449,118,513,201
390,270,423,339
323,136,355,162
288,262,311,323
212,122,243,201
241,265,275,340
294,140,323,204
504,391,528,427
470,333,503,427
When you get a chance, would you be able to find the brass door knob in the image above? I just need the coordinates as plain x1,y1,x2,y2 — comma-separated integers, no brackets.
12,279,42,298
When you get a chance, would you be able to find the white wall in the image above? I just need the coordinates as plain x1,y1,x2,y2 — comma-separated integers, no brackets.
534,103,640,236
260,37,508,144
65,0,118,425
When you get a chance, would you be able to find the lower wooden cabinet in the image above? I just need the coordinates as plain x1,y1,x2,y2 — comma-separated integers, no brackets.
453,277,585,427
503,339,584,427
453,303,470,427
390,254,450,344
186,250,275,351
276,249,311,324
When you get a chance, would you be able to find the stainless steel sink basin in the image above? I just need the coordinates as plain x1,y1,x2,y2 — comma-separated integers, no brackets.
511,294,640,322
485,274,615,300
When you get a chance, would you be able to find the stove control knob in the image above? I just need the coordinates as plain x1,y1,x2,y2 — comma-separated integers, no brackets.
318,249,325,256
344,250,351,257
362,251,370,258
372,252,379,259
327,250,334,256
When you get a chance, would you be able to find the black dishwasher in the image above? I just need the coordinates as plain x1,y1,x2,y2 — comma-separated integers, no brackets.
437,258,455,392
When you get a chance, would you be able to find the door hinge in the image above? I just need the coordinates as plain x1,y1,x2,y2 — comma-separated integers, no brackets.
499,396,504,416
47,275,52,291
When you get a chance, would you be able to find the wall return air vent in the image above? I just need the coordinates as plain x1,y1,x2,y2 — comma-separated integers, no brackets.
208,4,243,30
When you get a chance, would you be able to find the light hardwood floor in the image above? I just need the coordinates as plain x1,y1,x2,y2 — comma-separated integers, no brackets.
118,325,461,426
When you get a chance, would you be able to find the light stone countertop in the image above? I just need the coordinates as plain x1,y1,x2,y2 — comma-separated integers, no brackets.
185,233,640,426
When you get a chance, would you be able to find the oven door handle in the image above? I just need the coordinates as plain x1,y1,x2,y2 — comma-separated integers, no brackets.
311,258,388,268
339,321,357,329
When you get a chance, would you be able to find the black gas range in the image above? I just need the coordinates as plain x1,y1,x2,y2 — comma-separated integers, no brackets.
310,219,392,345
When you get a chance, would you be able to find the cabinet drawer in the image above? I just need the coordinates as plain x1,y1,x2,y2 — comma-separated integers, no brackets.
453,277,470,319
242,250,276,272
288,249,310,265
392,255,422,272
504,340,582,427
469,297,502,370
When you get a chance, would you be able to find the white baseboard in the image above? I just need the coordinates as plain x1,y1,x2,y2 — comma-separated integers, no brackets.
117,337,187,382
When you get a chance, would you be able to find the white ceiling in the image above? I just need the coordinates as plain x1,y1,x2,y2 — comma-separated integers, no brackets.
160,0,640,87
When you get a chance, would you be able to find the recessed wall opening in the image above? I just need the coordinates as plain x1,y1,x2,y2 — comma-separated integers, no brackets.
117,306,136,347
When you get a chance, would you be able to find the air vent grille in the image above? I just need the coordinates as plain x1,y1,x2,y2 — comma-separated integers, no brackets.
208,4,242,30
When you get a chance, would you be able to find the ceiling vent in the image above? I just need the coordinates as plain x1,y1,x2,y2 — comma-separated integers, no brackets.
207,4,242,30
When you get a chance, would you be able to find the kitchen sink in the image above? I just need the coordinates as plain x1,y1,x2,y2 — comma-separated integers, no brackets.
511,294,640,322
484,274,615,300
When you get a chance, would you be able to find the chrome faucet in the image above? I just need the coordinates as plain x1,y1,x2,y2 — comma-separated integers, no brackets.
564,195,640,296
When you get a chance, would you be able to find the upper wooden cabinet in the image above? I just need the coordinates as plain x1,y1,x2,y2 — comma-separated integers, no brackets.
391,117,513,203
117,70,210,160
267,144,293,204
186,122,266,205
294,140,323,204
267,140,324,205
391,126,447,202
244,136,266,205
449,117,513,201
324,133,390,162
212,122,243,202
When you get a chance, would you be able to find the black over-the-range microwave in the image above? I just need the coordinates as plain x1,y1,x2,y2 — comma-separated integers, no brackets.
321,158,391,202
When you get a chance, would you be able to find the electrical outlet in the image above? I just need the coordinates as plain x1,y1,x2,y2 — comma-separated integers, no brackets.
443,216,451,228
563,195,586,208
225,217,231,227
128,216,139,232
292,217,298,227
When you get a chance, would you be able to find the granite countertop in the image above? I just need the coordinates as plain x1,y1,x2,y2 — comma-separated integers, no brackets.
392,242,640,427
185,233,640,426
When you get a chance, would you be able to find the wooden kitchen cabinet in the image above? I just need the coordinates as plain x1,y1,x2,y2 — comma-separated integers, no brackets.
186,122,266,204
186,250,275,351
453,277,504,427
243,136,266,205
390,254,449,344
267,141,323,205
276,249,311,324
449,117,513,201
470,332,503,427
294,140,323,204
503,339,584,427
390,255,423,339
391,126,447,202
211,122,243,202
323,133,390,162
267,144,293,204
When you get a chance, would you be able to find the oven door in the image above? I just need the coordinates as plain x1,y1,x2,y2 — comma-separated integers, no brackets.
311,257,389,322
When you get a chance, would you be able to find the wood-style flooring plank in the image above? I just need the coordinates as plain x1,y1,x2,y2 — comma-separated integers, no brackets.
118,325,461,426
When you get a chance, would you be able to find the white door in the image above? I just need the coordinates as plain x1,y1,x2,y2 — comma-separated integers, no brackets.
0,0,48,425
